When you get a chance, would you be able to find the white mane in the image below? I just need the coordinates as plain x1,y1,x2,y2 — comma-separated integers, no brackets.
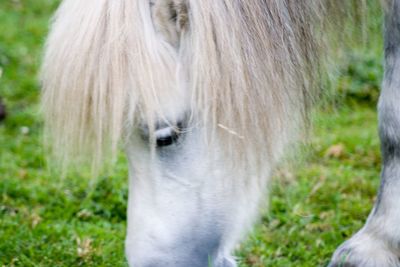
41,0,375,171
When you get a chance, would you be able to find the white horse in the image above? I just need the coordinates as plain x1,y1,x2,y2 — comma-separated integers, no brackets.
41,0,400,266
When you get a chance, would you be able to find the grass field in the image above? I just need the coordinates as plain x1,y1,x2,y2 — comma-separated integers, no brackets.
0,1,384,266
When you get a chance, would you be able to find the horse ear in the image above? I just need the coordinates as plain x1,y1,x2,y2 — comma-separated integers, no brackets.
152,0,188,47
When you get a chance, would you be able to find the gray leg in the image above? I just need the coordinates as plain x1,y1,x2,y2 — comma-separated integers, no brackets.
329,1,400,266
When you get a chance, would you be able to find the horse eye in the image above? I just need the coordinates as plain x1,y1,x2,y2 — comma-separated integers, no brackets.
156,131,180,147
155,123,183,148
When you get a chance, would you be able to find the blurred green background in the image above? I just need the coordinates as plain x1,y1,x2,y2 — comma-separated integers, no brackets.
0,1,384,266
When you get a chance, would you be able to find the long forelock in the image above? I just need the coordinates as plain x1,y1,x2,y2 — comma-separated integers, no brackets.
42,0,359,172
186,0,323,166
42,0,180,170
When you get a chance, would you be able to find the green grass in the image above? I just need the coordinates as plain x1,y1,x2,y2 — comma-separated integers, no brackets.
238,105,381,267
0,1,384,266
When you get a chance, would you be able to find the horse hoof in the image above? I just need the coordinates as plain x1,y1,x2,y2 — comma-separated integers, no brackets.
328,231,400,267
